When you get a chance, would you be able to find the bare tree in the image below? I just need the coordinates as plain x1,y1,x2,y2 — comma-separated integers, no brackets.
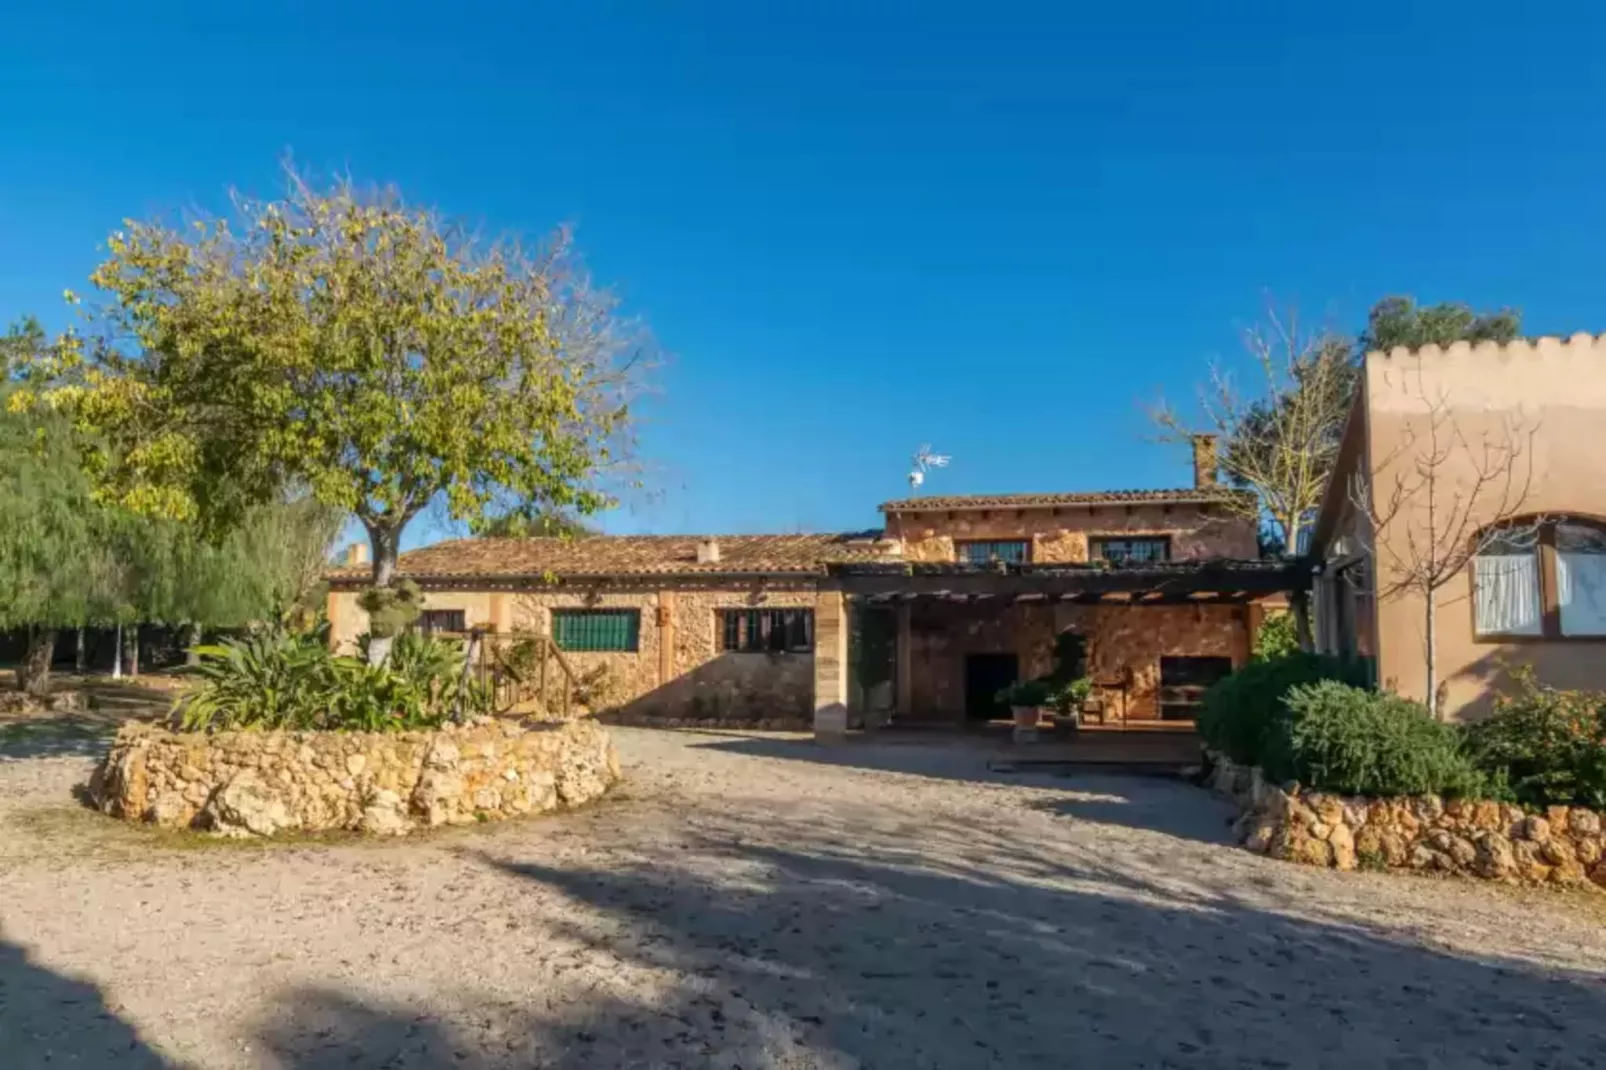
1347,371,1538,717
1150,304,1356,557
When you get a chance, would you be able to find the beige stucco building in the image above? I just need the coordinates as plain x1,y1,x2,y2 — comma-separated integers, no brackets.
1312,332,1606,719
329,443,1301,736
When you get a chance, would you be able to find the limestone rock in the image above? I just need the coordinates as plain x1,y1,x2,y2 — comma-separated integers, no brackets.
1569,809,1603,838
1328,823,1356,870
360,790,409,836
1472,831,1516,879
1576,837,1603,867
205,771,291,838
1242,817,1278,854
151,791,192,828
1519,816,1552,844
1512,840,1554,883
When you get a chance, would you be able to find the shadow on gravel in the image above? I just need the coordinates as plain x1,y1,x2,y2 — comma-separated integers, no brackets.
256,807,1606,1069
0,932,170,1068
0,718,116,760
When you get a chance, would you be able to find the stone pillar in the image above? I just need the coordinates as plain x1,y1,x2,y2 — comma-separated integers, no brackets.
490,593,513,634
657,591,676,686
895,601,913,720
813,588,849,742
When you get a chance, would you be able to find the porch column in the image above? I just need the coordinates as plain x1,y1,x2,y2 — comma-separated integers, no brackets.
895,601,913,719
813,588,849,742
1242,602,1267,666
490,593,513,634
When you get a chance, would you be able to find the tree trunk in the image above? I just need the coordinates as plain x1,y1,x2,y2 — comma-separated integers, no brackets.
1425,590,1439,720
18,627,57,697
128,625,141,678
75,626,86,673
112,623,123,680
184,622,204,666
364,520,403,667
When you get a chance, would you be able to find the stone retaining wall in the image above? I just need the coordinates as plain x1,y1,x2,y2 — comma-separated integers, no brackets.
90,718,620,838
1207,752,1606,888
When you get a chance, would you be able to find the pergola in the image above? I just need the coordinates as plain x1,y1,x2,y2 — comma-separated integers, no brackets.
810,558,1312,739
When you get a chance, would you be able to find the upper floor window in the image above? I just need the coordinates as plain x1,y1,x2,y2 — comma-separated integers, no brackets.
957,540,1029,564
1474,518,1606,639
1091,536,1170,565
719,608,814,653
552,608,641,652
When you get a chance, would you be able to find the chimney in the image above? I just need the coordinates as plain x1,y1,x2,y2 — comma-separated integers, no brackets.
695,538,721,565
343,542,370,567
1191,434,1219,488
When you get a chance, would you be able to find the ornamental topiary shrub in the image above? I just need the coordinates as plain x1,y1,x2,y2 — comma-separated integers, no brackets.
1197,653,1369,767
1263,680,1485,798
1463,668,1606,810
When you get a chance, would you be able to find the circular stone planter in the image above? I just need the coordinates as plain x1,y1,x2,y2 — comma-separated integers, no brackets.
89,717,620,838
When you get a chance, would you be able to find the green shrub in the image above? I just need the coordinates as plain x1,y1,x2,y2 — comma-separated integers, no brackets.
997,678,1053,707
1251,612,1299,662
1264,681,1485,797
1197,653,1369,766
177,627,489,732
1463,669,1606,810
1050,677,1093,716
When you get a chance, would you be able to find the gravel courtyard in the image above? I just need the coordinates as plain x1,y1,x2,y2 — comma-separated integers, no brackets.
3,726,1606,1069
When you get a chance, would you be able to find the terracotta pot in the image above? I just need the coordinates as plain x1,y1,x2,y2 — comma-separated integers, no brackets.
1011,705,1040,729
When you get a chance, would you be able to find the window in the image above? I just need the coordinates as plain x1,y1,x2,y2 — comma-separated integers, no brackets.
1474,518,1606,639
552,609,640,652
957,540,1030,564
1473,529,1542,637
419,609,466,634
718,608,814,653
1091,537,1170,565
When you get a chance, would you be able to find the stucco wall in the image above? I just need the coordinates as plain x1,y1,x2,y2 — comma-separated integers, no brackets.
905,600,1247,721
885,503,1258,563
1362,335,1606,717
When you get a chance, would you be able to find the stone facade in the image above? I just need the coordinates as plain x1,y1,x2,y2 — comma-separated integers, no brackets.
327,583,823,729
1208,752,1606,888
90,719,620,838
905,601,1248,721
885,502,1258,564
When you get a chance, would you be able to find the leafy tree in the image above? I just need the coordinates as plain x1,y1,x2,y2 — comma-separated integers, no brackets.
18,171,646,663
1361,296,1521,353
473,507,600,539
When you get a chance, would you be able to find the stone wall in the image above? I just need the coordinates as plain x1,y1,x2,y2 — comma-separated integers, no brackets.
886,503,1259,564
1208,753,1606,888
90,718,620,838
906,601,1247,721
327,584,822,728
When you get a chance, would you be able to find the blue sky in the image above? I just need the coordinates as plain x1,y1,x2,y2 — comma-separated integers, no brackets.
5,2,1605,550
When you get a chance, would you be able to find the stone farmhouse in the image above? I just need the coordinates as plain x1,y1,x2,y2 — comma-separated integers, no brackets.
1311,332,1606,719
327,438,1306,737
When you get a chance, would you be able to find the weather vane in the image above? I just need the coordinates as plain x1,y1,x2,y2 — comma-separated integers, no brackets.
908,444,950,494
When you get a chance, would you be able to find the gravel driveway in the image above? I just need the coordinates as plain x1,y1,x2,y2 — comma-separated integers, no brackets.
3,726,1606,1069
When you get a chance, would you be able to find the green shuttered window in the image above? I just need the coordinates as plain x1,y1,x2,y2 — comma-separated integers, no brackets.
552,609,641,652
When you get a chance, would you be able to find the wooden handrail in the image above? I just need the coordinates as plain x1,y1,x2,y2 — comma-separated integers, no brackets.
439,629,589,719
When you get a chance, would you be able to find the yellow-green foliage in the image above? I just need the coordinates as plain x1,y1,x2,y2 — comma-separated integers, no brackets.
14,170,644,572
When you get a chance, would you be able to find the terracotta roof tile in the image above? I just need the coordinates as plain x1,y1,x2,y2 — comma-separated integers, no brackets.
878,487,1256,512
327,533,896,582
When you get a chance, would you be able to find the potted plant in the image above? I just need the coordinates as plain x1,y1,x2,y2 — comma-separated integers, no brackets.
1051,677,1093,728
997,678,1052,733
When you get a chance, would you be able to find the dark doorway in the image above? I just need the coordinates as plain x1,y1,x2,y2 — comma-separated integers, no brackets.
964,653,1019,722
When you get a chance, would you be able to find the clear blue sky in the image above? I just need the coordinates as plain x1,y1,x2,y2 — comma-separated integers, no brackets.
6,2,1605,549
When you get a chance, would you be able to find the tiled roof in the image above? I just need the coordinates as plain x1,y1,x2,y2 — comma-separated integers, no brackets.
878,487,1255,512
327,533,896,582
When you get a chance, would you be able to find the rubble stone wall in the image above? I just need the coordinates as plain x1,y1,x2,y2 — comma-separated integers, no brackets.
90,718,620,838
1207,752,1606,888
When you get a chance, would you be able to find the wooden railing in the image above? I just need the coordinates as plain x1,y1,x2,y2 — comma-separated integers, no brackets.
439,630,590,719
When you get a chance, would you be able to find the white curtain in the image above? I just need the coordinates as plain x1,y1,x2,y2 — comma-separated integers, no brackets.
1474,554,1542,636
1558,550,1606,636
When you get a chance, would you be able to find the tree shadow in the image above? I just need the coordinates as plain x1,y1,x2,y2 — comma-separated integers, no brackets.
255,804,1606,1068
0,717,117,760
0,931,172,1067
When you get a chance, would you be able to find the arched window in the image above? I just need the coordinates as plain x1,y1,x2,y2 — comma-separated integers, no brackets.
1473,517,1606,639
